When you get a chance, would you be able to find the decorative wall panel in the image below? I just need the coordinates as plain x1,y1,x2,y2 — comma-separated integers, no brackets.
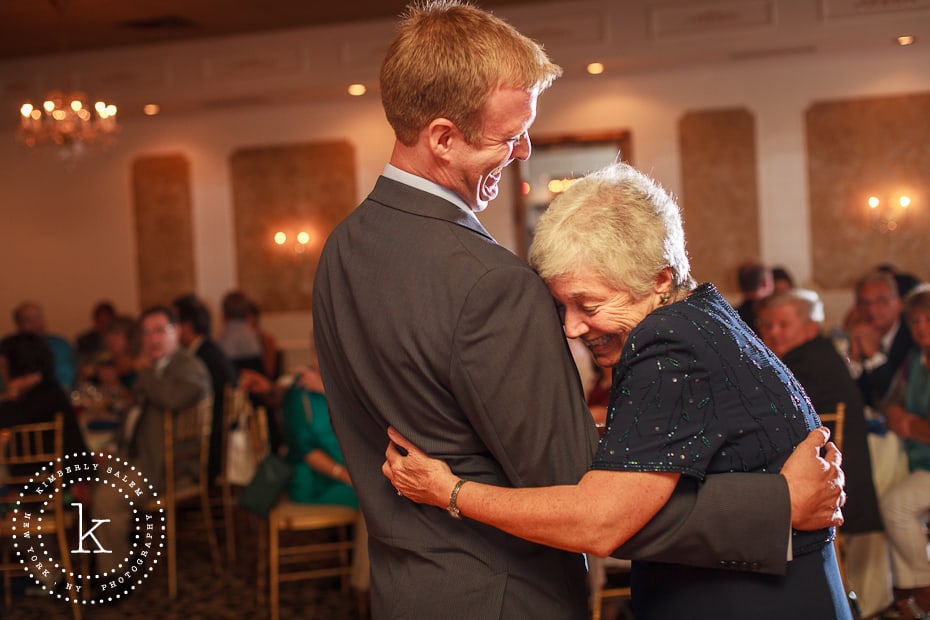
679,107,760,291
807,92,930,288
230,141,356,312
132,154,196,309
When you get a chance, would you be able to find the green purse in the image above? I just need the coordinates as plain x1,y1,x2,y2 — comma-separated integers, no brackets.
237,453,292,517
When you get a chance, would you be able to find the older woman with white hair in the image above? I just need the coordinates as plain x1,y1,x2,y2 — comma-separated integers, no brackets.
383,162,850,619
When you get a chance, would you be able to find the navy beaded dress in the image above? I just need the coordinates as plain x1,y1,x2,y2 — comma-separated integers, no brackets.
593,283,850,620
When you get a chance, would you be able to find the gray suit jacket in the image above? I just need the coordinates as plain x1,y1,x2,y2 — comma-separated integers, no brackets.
313,177,790,619
127,349,211,491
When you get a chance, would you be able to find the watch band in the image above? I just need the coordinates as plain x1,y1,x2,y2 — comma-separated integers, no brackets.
446,479,468,520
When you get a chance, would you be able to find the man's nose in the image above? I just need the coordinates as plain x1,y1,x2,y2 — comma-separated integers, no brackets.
514,133,531,160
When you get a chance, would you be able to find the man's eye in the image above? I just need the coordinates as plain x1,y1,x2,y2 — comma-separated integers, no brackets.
581,305,598,315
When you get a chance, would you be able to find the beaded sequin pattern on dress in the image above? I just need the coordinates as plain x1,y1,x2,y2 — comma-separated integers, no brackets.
594,282,819,479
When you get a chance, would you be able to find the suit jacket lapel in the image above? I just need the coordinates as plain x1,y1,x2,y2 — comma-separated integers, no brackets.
367,175,496,243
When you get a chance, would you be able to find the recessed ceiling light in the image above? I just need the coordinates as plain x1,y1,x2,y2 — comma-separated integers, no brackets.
897,35,916,46
143,103,160,116
347,84,367,96
586,62,605,75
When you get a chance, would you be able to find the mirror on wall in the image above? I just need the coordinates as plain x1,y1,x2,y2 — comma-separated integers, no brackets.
513,131,632,258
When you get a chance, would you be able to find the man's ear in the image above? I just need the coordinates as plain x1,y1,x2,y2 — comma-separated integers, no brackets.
427,118,458,161
804,321,822,340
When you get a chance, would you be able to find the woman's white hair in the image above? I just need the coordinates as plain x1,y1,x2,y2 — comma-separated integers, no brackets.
528,162,694,298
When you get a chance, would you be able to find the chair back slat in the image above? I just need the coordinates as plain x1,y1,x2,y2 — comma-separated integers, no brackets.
0,413,83,619
153,398,221,599
248,405,271,465
0,417,62,471
819,403,845,453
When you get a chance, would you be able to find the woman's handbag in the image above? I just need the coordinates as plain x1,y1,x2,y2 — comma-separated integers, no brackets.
226,416,257,485
237,454,292,517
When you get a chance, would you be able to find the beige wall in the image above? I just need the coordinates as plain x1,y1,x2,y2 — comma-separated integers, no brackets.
1,16,929,366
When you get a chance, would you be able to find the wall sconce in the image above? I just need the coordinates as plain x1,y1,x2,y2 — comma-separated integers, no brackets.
868,194,912,232
273,229,313,257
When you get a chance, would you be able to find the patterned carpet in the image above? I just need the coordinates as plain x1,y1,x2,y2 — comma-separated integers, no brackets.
3,505,363,620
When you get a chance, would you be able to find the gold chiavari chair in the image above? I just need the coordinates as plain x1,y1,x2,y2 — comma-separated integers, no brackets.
142,399,222,599
0,413,82,620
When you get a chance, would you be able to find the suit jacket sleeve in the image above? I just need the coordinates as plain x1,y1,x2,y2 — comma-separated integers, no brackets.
616,473,790,575
135,353,211,410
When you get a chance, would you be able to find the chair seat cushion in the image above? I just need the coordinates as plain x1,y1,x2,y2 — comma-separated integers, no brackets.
271,501,357,530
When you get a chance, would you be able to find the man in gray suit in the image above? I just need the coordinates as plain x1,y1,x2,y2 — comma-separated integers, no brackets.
93,305,210,577
313,2,844,618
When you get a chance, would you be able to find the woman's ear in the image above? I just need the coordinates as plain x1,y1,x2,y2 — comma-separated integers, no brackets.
654,266,674,296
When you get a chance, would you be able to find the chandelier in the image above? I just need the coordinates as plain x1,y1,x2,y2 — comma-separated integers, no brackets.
16,0,119,161
19,90,119,161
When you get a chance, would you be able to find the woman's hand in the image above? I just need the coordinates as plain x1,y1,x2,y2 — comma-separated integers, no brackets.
383,427,459,508
3,372,41,399
780,427,846,530
294,367,325,393
239,369,273,395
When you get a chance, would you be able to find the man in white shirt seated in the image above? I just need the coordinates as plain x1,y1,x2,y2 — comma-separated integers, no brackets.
847,270,917,417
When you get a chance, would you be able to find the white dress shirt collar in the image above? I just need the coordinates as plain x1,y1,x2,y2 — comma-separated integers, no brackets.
382,164,480,223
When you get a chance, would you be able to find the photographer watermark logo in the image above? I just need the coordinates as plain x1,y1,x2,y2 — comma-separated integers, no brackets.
10,451,166,605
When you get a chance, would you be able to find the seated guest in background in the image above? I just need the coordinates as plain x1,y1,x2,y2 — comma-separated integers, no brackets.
757,289,882,535
11,301,76,390
772,265,795,294
217,290,264,375
173,293,237,482
75,300,117,372
130,305,212,489
95,315,142,395
848,271,917,412
877,263,923,299
878,286,930,620
735,260,774,335
282,362,355,505
92,305,211,578
279,342,369,615
385,163,850,619
757,289,887,615
0,333,92,595
246,300,281,380
0,333,91,476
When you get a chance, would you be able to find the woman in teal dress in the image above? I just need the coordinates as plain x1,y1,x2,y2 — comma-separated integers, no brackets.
281,368,357,507
279,358,369,615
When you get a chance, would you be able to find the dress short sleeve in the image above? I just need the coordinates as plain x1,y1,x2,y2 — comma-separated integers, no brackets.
592,283,816,480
